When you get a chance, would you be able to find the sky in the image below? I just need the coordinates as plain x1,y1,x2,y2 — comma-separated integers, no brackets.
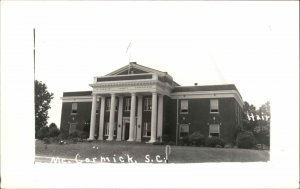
2,1,299,128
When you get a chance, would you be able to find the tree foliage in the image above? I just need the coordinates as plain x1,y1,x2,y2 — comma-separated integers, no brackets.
241,101,271,148
242,101,257,131
35,80,54,138
37,126,50,140
236,131,256,149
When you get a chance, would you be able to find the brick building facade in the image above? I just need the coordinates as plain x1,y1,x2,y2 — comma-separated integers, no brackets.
60,63,243,144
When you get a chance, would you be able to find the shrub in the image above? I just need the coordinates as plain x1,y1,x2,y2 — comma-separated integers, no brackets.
254,129,270,148
152,141,164,145
49,137,59,143
37,126,50,139
71,137,79,143
236,131,256,149
49,124,60,137
188,131,205,146
43,137,50,144
58,132,69,140
77,131,89,139
68,131,78,139
205,137,225,148
181,136,189,146
162,135,169,143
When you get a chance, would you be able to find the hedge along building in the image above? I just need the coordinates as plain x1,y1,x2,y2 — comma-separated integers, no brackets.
60,62,243,144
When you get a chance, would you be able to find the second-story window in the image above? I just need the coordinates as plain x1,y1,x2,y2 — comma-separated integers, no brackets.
144,97,152,111
96,102,99,114
71,103,78,115
105,99,111,111
124,98,131,111
180,100,188,113
105,98,118,111
210,99,219,113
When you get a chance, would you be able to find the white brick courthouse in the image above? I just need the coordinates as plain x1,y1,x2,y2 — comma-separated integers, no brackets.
60,63,243,143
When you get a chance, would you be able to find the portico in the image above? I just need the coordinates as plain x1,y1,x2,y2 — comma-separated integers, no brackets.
87,71,172,143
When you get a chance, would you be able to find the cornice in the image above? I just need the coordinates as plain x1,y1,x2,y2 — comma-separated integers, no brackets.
90,79,158,88
170,90,243,107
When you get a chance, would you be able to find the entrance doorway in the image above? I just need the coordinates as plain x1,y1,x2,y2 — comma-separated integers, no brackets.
122,117,138,141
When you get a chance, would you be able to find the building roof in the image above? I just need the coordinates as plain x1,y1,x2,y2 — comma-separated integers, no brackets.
106,62,167,77
63,91,92,97
173,84,242,98
104,62,180,86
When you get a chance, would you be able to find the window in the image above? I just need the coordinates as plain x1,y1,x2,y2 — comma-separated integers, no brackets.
96,102,99,114
179,124,189,138
144,97,152,111
180,100,188,113
104,122,117,136
210,99,219,113
209,124,220,137
71,103,78,115
143,122,151,137
69,123,77,134
125,98,131,111
105,99,111,111
105,98,118,111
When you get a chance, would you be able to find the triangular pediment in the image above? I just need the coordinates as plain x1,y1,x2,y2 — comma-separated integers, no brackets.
106,62,166,76
116,67,148,75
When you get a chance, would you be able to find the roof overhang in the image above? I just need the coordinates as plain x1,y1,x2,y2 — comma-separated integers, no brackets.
170,90,244,107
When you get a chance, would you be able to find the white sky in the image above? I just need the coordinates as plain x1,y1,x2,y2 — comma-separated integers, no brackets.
2,1,299,127
1,1,299,188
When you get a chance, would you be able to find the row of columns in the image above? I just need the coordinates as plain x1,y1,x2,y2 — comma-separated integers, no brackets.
88,92,163,143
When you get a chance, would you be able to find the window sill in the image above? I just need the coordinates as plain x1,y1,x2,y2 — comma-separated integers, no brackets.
180,112,188,114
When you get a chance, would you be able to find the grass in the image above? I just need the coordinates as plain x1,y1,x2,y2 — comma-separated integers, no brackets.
35,140,269,163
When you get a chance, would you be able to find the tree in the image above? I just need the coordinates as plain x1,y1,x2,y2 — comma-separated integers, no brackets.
35,80,54,138
241,101,271,148
242,101,257,131
254,101,271,147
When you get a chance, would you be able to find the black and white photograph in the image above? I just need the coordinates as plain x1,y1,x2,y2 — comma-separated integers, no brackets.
1,1,299,188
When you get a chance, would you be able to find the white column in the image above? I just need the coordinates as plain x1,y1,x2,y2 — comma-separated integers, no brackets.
136,95,143,142
128,93,136,141
107,93,116,141
98,96,105,140
88,94,97,140
116,96,123,141
157,95,163,142
149,92,158,143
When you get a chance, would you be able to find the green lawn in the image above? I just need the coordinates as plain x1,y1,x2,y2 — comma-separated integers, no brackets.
35,140,269,163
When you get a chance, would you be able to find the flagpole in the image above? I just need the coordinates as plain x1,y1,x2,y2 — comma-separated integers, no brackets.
126,41,132,74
